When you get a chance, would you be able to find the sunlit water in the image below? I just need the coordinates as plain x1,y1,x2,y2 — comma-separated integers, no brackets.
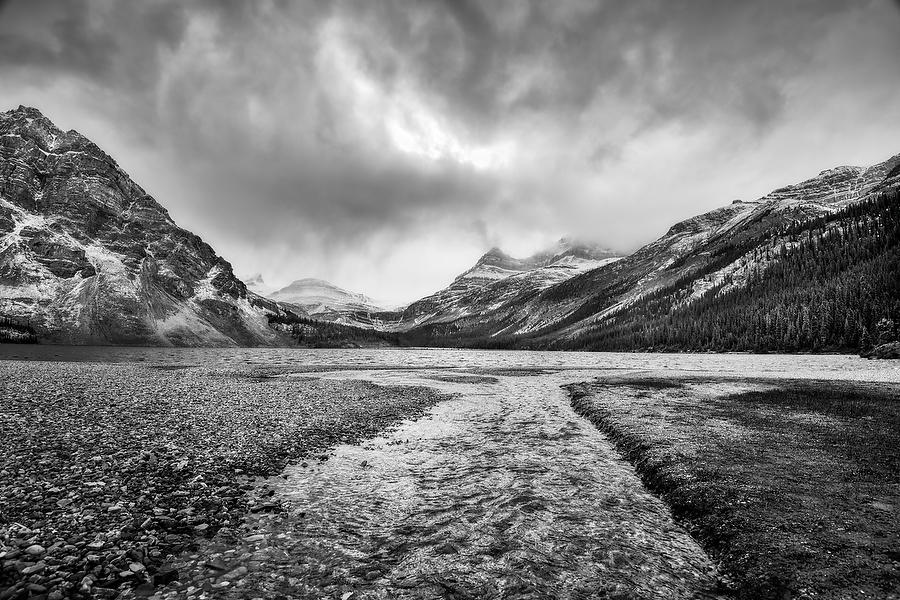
3,346,897,598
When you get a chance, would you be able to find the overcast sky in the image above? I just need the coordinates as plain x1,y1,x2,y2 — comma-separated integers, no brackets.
1,0,899,304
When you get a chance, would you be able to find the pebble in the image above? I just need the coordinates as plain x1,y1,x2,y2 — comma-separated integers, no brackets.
21,561,45,575
0,360,444,598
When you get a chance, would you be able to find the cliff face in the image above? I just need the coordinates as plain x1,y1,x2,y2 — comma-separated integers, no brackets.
0,106,289,346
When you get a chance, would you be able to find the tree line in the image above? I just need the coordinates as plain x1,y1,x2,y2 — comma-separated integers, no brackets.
267,313,401,348
566,189,900,352
0,317,38,344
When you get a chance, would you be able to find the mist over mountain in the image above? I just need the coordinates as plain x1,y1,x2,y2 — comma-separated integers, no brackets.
399,153,900,351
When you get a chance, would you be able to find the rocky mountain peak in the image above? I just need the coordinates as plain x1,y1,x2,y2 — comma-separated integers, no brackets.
0,106,286,345
473,238,618,274
475,247,515,268
1,106,91,154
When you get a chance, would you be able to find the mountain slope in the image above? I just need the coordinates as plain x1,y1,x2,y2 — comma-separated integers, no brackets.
557,190,900,351
405,152,900,350
388,239,620,329
0,106,292,346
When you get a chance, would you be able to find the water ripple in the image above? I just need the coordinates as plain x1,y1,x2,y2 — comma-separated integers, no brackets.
233,369,724,599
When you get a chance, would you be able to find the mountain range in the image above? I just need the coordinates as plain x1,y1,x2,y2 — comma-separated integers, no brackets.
1,106,897,350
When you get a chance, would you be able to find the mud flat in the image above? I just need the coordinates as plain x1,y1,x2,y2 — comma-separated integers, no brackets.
566,375,900,600
0,361,446,600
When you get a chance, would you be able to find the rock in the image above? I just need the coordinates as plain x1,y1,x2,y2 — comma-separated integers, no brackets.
0,105,281,346
21,561,46,575
0,586,20,600
152,568,179,586
128,562,145,573
204,558,227,571
24,544,45,556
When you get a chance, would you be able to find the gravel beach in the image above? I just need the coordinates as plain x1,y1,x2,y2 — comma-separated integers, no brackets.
0,361,446,599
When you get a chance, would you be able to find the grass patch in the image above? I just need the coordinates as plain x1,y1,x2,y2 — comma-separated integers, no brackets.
566,377,900,600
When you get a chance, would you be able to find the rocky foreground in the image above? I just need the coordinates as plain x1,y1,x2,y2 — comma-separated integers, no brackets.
0,361,446,599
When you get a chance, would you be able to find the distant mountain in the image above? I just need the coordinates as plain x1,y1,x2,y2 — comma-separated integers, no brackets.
0,106,294,346
243,273,274,297
404,152,900,352
268,278,386,326
386,239,621,329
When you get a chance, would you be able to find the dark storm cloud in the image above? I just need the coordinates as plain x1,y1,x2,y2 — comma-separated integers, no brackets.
1,0,899,301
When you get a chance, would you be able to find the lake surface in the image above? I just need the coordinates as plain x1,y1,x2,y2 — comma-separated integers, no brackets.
3,346,897,598
1,344,898,383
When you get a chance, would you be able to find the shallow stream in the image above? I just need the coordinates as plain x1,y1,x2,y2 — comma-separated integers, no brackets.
238,367,722,599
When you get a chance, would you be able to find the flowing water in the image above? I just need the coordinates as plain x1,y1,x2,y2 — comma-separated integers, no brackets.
250,367,722,599
4,346,897,598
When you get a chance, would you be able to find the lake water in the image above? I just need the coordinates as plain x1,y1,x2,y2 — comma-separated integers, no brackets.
1,345,898,383
3,346,897,598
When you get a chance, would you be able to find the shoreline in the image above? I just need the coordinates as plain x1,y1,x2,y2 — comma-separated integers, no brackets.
565,375,900,600
0,361,448,600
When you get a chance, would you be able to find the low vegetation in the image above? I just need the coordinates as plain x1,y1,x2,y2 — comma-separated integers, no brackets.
566,376,900,599
266,313,402,348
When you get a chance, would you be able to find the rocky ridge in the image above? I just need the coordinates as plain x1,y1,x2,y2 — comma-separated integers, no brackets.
386,239,621,330
0,106,292,346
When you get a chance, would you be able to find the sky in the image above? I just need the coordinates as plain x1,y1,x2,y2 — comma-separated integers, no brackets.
1,0,899,305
